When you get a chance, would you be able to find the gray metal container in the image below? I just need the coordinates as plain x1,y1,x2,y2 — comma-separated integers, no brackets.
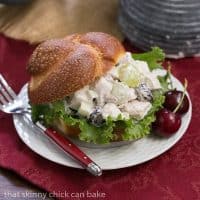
119,0,200,58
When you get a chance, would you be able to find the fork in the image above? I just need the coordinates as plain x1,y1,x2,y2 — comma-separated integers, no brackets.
0,74,102,176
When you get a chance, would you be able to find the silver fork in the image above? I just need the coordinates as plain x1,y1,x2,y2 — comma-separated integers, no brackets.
0,74,102,176
0,75,30,114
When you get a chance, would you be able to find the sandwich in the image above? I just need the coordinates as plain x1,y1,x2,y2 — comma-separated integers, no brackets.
27,32,167,144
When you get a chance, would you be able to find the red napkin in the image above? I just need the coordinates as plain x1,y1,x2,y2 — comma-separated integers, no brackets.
0,34,199,200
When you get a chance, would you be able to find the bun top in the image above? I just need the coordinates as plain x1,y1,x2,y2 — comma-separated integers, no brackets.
27,32,125,104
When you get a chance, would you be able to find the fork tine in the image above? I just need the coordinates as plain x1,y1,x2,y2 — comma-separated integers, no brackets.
0,74,17,98
0,82,12,101
0,94,7,105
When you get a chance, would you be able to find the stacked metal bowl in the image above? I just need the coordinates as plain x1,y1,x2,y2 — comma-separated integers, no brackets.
119,0,200,58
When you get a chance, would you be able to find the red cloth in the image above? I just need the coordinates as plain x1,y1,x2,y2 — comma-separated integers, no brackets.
0,34,200,200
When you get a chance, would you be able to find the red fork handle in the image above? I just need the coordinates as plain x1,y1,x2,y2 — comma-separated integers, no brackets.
36,122,102,176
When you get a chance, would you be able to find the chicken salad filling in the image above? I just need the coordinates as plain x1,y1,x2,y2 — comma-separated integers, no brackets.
66,52,161,124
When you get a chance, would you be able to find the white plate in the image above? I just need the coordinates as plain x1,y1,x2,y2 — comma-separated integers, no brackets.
13,75,192,170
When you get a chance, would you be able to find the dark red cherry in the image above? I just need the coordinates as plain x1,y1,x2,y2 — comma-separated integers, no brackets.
164,90,189,114
153,108,181,137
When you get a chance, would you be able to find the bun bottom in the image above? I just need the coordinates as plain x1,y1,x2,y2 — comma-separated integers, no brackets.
53,119,124,142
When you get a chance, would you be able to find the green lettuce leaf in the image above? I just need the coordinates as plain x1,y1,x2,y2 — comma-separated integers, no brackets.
31,101,115,144
78,118,114,144
31,104,53,125
158,67,174,92
31,100,66,125
62,115,114,144
132,47,165,70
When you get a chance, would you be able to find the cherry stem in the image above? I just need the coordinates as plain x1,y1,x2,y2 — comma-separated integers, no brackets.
173,78,188,113
167,62,173,90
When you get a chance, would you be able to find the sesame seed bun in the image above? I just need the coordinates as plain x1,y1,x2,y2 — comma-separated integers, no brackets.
27,32,125,104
